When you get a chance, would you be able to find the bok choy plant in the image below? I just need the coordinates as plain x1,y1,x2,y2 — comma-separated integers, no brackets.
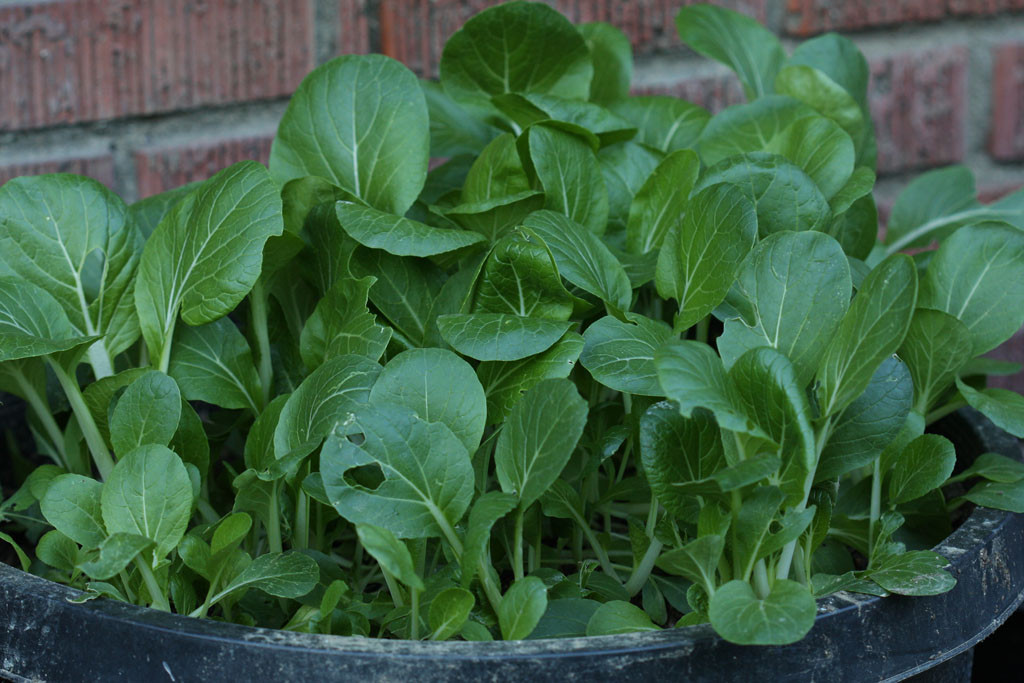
2,2,1024,646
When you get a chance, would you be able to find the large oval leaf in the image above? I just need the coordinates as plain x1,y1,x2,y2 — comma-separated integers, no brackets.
709,579,816,645
919,222,1024,355
494,378,587,509
135,162,283,367
269,55,429,215
580,314,675,396
0,174,140,364
370,348,486,455
439,2,592,112
321,404,474,539
655,183,758,331
717,231,851,386
100,445,193,559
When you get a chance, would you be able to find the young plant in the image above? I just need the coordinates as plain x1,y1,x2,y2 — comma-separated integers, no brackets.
2,1,1024,646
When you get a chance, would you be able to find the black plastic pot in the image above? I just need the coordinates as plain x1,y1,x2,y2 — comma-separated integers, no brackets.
1,409,1022,683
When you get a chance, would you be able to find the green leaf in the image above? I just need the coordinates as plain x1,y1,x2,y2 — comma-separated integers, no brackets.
429,587,475,641
370,348,486,455
585,600,660,636
521,211,631,311
321,404,473,539
273,355,381,460
655,340,761,437
472,231,574,320
439,2,592,113
168,317,262,414
695,153,831,238
211,512,252,556
351,250,444,347
626,149,700,254
0,278,97,362
78,533,154,581
764,116,855,200
334,202,484,257
675,4,785,100
492,94,636,149
889,434,957,505
460,133,532,205
109,371,181,457
299,276,391,369
817,356,913,481
421,79,499,158
656,535,725,594
357,524,424,591
774,65,867,166
868,550,956,596
919,222,1024,355
954,452,1024,484
956,379,1024,438
729,349,815,504
135,162,283,365
599,141,664,232
40,474,106,549
528,598,602,639
580,22,632,104
816,254,918,416
270,55,428,215
788,33,869,113
444,192,547,243
963,480,1024,513
100,445,193,559
708,579,816,645
640,403,724,516
495,379,587,509
898,310,973,412
698,96,815,167
655,183,758,330
609,96,709,153
732,486,786,578
461,491,518,588
0,174,140,361
477,331,584,424
437,314,571,362
529,125,608,235
884,166,977,250
36,529,80,573
580,314,675,396
128,182,201,240
718,231,851,386
498,576,548,640
213,551,320,601
786,33,875,166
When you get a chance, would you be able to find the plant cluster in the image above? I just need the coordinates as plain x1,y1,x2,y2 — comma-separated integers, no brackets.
1,2,1024,646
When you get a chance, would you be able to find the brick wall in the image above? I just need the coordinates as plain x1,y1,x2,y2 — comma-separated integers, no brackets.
1,0,1022,382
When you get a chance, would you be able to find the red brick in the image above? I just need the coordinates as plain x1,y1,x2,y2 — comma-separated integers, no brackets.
784,1,946,36
0,153,116,189
978,182,1024,203
339,0,372,55
0,0,324,132
784,0,1023,35
135,134,273,198
988,328,1024,393
869,47,968,175
378,0,768,78
947,0,1024,16
991,44,1024,161
633,73,745,114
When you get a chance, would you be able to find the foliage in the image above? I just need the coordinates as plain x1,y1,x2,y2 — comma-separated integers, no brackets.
2,1,1023,647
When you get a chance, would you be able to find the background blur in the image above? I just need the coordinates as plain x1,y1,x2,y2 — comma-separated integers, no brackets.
1,0,1022,381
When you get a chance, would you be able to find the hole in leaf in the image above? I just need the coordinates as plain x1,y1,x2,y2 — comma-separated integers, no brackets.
344,463,384,491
